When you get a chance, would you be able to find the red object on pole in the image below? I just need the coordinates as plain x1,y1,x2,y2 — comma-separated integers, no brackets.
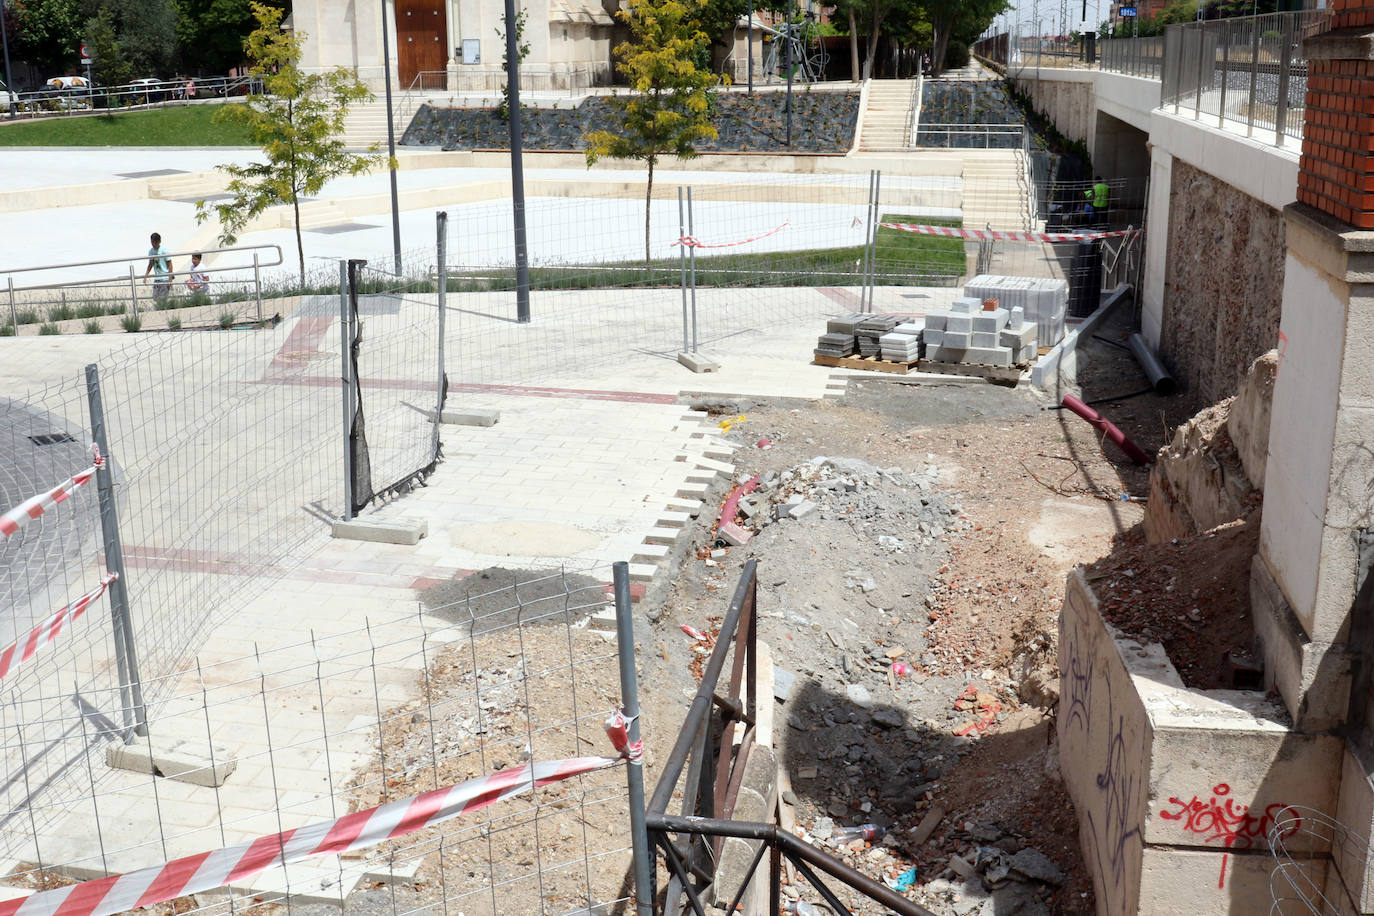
1061,394,1154,465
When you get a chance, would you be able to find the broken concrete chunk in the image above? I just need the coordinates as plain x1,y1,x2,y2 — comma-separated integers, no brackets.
718,522,752,546
1008,848,1066,886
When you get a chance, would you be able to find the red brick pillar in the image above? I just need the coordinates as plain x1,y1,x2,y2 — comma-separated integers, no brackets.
1297,2,1374,227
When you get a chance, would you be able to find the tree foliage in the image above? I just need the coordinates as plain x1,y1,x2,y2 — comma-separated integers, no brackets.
196,2,380,283
84,7,131,86
584,0,718,266
11,0,84,74
172,0,266,73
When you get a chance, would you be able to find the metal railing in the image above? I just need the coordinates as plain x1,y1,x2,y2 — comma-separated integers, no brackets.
1099,36,1167,78
4,75,263,120
914,122,1024,149
2,244,284,331
1160,9,1331,145
643,560,936,916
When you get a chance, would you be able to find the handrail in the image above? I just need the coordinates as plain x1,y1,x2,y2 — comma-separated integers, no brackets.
0,244,284,291
644,561,936,916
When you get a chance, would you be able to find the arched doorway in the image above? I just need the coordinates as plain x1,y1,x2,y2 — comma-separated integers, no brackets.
395,0,447,88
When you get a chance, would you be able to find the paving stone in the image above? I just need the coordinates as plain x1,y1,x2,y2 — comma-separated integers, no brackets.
970,331,998,348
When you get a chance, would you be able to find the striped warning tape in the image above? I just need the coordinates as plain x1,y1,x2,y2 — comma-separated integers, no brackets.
674,219,791,249
0,573,116,683
0,448,104,539
0,714,637,916
879,223,1140,243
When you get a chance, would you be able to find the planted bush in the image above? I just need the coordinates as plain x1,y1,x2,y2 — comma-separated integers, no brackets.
84,320,103,334
121,315,143,333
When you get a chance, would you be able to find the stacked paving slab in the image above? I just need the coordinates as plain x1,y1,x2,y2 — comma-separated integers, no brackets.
879,323,922,362
814,314,863,358
963,275,1068,347
922,297,1036,368
856,315,900,358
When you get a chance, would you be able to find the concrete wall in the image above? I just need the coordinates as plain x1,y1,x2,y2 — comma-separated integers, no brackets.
1059,571,1342,915
1158,159,1286,404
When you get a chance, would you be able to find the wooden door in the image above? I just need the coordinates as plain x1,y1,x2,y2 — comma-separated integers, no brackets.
395,0,447,88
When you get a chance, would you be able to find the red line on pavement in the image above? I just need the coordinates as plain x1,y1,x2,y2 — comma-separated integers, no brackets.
819,287,863,309
268,315,334,372
255,374,677,404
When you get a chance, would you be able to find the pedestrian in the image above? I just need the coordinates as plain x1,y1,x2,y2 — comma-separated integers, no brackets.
186,253,210,294
144,232,174,304
1085,176,1110,228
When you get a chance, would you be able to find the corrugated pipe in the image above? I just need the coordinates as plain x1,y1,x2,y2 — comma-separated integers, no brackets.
1127,333,1178,395
1061,394,1155,465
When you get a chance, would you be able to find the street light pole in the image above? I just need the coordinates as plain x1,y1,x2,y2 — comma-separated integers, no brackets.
0,0,15,118
502,0,532,323
381,0,403,275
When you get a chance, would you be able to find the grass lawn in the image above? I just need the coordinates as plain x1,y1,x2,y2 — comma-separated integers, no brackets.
0,103,254,146
446,215,968,292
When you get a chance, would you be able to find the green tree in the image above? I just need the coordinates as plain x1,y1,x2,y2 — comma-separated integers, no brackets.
584,0,718,266
173,0,270,74
196,2,380,283
11,0,83,74
84,7,132,88
923,0,1006,73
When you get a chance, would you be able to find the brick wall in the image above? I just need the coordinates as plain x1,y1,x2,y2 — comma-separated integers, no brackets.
1296,2,1374,227
1161,160,1285,403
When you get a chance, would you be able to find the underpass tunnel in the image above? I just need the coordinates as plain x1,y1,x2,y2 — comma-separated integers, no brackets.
1091,110,1151,183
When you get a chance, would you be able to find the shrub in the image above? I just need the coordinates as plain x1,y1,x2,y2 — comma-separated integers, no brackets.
48,303,75,322
84,320,103,334
106,303,127,316
167,316,182,331
945,40,971,71
218,310,237,329
76,302,105,319
38,322,62,335
16,309,38,325
121,315,143,333
0,323,13,336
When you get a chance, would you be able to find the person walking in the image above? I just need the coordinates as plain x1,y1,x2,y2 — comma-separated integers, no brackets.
144,232,174,304
1086,176,1110,228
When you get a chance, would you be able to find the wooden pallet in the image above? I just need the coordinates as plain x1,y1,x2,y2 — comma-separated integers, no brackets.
915,358,1028,383
812,354,919,375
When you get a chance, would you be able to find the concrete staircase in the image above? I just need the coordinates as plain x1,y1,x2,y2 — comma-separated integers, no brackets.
340,99,416,150
857,80,918,152
960,153,1029,231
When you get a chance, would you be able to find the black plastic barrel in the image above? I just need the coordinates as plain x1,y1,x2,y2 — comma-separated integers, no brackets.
1067,240,1103,318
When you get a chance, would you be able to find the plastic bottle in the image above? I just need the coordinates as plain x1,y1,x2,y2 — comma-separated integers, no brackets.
782,902,820,916
832,823,883,843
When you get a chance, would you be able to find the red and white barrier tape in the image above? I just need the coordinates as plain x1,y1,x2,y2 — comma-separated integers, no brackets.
0,713,639,916
0,573,116,683
674,220,790,249
604,708,643,765
0,448,104,539
878,222,1140,243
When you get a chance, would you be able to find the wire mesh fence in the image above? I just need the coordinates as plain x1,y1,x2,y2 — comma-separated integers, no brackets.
0,571,633,915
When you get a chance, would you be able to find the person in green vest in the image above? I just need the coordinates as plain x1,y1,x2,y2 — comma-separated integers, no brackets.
1084,176,1110,228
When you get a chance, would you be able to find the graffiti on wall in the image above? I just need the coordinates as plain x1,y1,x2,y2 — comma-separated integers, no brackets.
1159,783,1300,888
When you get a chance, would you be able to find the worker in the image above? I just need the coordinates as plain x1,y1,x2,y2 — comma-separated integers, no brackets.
1085,176,1110,228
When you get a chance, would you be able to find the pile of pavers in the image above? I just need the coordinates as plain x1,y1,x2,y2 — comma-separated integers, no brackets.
856,315,900,358
922,297,1037,367
879,323,923,362
963,275,1067,346
814,314,862,358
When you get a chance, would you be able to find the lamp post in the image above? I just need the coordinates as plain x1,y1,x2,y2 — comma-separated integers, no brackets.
502,0,532,323
381,0,402,275
1,0,15,118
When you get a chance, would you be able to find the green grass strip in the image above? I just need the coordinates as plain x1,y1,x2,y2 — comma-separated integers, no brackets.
0,104,254,147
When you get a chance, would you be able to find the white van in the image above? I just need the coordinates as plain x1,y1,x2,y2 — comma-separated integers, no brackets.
0,78,17,109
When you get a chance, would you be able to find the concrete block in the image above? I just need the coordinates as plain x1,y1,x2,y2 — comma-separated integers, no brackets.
951,297,981,313
107,739,237,787
585,607,618,632
972,308,1009,333
930,346,968,363
718,522,752,546
1019,344,1038,363
970,331,999,348
626,563,657,582
677,350,721,373
1000,324,1037,348
923,311,948,331
942,330,971,348
787,500,818,520
945,314,972,334
439,407,499,427
713,746,778,909
1009,306,1025,330
962,346,1012,367
923,329,944,347
330,517,427,545
644,526,683,544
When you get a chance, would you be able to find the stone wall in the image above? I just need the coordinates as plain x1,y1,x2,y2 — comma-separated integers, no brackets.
1160,160,1285,403
1015,77,1094,145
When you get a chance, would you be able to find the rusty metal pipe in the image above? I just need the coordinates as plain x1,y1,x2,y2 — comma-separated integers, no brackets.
1061,393,1154,465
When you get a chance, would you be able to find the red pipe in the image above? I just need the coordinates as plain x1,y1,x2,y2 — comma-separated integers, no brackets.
718,475,762,528
1061,394,1154,465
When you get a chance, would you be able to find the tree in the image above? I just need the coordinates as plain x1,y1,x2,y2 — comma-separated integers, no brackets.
172,0,272,74
923,0,1006,73
11,0,83,74
84,7,132,87
584,0,718,267
197,2,380,283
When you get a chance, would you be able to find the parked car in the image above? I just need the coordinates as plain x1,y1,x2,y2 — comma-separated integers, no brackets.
129,77,166,104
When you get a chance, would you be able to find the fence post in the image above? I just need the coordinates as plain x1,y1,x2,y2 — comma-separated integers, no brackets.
1275,16,1293,146
867,171,882,312
338,260,355,521
687,186,698,353
7,276,14,331
128,265,139,319
1218,26,1230,129
1193,24,1206,120
252,252,263,326
84,363,147,741
859,171,875,314
1247,20,1260,136
613,561,654,916
435,211,448,428
678,188,689,354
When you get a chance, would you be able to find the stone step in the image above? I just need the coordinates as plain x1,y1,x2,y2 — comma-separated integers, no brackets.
644,526,685,545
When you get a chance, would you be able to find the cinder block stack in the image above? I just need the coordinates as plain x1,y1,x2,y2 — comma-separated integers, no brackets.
918,297,1038,368
963,275,1067,346
879,322,922,363
856,316,900,358
814,313,864,358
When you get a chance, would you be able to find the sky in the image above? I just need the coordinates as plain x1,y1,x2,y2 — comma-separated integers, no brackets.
992,0,1113,35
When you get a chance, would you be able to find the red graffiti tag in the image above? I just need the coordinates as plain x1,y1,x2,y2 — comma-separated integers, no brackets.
1159,784,1298,889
